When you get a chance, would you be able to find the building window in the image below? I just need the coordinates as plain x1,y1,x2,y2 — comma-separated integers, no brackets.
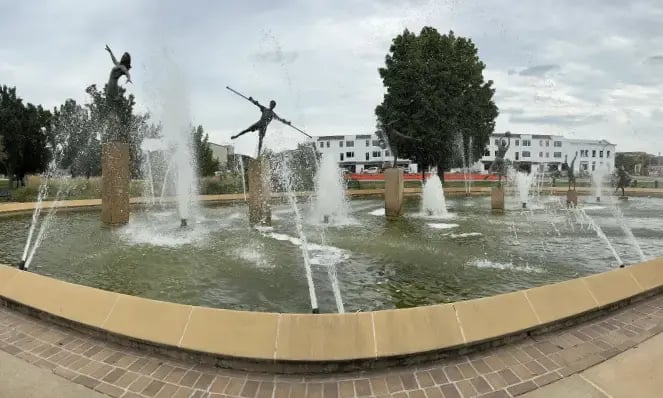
340,141,344,148
592,150,596,157
554,141,562,147
319,142,323,148
372,151,381,158
346,141,354,147
539,152,543,157
522,140,531,146
385,150,391,157
326,141,330,148
546,152,549,158
494,139,499,145
545,141,550,147
539,140,544,146
522,151,531,158
607,150,610,158
372,140,380,146
592,162,596,171
515,140,520,146
365,140,369,147
340,153,344,161
599,150,603,158
365,152,369,161
554,152,562,158
346,151,355,158
515,152,519,160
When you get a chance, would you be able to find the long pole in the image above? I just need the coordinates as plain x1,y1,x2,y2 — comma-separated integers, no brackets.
225,86,313,138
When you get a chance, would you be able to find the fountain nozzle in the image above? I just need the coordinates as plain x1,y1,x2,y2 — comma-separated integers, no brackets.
18,260,26,271
312,308,320,314
180,219,187,228
619,264,625,268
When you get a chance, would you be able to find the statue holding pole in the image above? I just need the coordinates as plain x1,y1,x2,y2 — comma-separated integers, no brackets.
227,86,310,157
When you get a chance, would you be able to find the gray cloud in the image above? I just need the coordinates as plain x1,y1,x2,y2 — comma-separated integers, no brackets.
644,55,663,64
2,0,663,153
510,113,607,126
519,64,561,76
250,51,299,64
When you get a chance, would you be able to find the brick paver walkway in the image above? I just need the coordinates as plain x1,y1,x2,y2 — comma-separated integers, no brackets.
1,294,663,398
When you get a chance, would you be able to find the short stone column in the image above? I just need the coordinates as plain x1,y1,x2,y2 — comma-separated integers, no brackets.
101,142,130,225
491,187,505,211
384,168,404,218
566,190,578,207
248,157,271,225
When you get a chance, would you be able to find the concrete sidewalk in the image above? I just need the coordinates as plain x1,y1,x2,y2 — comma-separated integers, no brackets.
524,331,663,397
0,350,105,398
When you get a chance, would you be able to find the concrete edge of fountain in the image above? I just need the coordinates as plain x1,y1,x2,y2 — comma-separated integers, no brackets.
2,186,663,216
1,257,662,374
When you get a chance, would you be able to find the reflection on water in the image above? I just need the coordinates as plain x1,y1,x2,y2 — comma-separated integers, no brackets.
0,196,661,313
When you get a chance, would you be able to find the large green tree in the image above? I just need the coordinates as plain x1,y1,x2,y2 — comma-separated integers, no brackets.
85,84,148,177
0,85,52,188
375,28,498,180
51,99,101,178
192,125,219,177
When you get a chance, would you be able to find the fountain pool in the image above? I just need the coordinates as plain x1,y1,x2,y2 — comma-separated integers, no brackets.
0,196,661,313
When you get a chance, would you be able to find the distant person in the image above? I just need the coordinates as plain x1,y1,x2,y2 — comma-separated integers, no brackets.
105,44,132,99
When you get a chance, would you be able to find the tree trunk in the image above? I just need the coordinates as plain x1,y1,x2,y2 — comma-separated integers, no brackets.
437,164,445,184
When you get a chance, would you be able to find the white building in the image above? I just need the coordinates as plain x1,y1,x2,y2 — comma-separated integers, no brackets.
481,133,616,175
208,142,234,170
314,134,418,173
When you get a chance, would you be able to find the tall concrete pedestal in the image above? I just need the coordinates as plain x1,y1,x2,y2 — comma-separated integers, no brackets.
567,190,578,207
248,157,271,226
491,187,505,211
384,168,404,218
101,142,130,225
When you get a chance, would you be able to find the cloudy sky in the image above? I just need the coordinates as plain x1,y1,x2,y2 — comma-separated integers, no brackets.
2,0,663,156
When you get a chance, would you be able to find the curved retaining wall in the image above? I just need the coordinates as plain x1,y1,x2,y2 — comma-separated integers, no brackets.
1,258,662,373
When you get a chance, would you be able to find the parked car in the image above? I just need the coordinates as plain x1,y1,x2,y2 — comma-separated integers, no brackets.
363,167,380,174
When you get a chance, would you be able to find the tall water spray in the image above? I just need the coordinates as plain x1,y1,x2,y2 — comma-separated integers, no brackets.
515,171,534,209
422,169,448,217
592,164,609,202
151,58,198,226
311,153,350,224
275,157,319,313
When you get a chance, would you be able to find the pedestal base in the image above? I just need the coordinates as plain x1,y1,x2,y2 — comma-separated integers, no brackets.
566,190,578,207
491,187,505,211
248,157,271,225
101,142,130,225
384,168,404,218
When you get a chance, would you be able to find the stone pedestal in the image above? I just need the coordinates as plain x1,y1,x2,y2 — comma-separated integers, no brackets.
566,190,578,207
101,142,130,225
248,157,271,225
384,168,404,218
491,187,505,211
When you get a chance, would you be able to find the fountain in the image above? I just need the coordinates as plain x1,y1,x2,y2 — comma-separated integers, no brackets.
311,153,350,224
150,59,199,226
275,156,319,313
515,171,534,209
592,164,609,202
421,169,448,217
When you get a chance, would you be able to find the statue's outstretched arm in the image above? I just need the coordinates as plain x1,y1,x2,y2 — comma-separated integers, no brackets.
274,113,291,125
105,44,119,65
